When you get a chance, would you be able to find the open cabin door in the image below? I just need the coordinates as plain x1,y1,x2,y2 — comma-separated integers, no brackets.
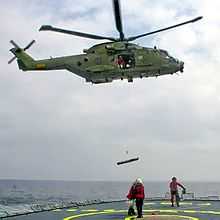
115,53,135,69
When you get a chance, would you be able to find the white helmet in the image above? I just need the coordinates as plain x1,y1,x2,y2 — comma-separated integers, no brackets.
136,178,143,184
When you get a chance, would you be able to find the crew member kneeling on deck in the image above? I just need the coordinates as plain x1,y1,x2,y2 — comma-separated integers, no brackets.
127,178,145,218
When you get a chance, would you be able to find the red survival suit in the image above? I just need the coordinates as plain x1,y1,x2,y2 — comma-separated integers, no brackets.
127,182,145,218
169,180,185,207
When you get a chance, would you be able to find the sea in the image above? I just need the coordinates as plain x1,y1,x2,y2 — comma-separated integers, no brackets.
0,180,220,217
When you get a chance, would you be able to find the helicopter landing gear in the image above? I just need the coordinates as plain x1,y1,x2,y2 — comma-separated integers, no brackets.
105,78,112,83
128,77,133,83
155,69,160,77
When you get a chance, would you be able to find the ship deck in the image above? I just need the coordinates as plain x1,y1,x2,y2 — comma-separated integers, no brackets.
8,200,220,220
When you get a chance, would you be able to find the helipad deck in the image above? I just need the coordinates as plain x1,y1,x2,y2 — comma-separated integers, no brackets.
7,200,220,220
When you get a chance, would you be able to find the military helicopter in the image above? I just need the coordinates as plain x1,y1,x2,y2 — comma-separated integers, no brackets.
8,0,202,84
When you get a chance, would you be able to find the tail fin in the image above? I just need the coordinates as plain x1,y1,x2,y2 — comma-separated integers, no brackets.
8,40,36,70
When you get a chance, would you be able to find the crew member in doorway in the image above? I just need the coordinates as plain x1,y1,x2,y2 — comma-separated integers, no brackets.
116,55,125,69
169,177,186,207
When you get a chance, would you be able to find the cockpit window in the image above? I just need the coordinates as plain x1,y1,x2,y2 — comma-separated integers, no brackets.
159,49,179,63
168,56,179,63
159,49,169,56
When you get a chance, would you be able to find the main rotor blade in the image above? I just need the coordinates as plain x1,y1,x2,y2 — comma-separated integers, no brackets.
112,0,124,40
39,25,117,41
127,16,203,42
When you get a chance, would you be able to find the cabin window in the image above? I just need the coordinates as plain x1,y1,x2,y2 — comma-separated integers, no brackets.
95,57,101,65
77,61,82,66
84,57,88,62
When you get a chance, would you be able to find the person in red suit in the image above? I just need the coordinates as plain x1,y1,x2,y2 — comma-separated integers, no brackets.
116,55,125,69
127,181,136,216
169,177,186,207
127,178,145,218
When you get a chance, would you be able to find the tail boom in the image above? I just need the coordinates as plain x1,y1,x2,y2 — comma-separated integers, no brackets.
10,47,66,72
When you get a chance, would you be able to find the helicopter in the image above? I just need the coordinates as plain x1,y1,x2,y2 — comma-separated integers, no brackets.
8,0,202,84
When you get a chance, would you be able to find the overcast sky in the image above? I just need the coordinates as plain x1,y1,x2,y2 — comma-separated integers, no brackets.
1,0,220,182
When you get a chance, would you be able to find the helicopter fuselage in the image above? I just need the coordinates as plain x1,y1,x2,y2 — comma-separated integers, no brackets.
12,41,184,84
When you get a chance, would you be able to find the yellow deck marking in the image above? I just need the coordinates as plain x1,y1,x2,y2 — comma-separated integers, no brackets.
160,202,192,205
143,210,178,213
63,208,220,220
64,211,109,220
66,209,78,212
144,202,156,205
204,210,220,215
198,203,211,206
145,209,220,215
81,209,98,212
103,209,116,212
159,210,179,213
125,215,199,220
53,209,62,212
64,211,200,220
183,210,197,213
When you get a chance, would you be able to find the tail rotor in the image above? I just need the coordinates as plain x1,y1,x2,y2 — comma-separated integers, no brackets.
8,55,17,64
8,40,35,64
23,40,36,51
10,40,20,49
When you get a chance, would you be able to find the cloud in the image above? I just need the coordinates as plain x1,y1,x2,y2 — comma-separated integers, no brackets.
1,0,220,181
